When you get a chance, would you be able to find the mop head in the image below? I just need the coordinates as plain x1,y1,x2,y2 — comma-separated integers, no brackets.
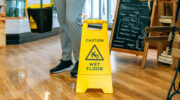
158,53,173,64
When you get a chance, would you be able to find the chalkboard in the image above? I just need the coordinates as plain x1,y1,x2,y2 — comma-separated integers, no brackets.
111,0,153,52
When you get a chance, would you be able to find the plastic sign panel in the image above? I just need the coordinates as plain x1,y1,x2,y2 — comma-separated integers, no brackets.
76,20,113,93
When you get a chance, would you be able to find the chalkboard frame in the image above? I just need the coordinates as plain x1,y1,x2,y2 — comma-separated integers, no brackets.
110,0,156,68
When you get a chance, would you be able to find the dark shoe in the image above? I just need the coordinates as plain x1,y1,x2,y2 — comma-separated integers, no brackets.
50,59,73,74
71,61,79,77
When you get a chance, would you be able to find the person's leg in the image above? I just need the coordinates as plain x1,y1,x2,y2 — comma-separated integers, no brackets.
66,0,85,77
55,0,72,61
66,0,85,61
50,0,73,74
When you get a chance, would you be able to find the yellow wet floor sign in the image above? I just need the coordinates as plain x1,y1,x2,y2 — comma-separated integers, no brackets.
76,20,113,93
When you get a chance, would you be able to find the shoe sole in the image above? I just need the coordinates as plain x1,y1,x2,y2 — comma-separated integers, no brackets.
71,74,77,78
51,65,74,74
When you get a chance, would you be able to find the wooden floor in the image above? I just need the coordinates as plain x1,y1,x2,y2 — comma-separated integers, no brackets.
0,35,180,100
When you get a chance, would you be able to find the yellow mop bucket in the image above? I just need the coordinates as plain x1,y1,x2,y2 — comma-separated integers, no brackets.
25,0,54,33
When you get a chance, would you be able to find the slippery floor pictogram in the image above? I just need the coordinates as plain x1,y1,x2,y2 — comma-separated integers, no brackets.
85,44,104,61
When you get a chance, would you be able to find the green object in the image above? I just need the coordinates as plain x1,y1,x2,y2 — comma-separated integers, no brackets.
14,8,19,17
8,7,14,17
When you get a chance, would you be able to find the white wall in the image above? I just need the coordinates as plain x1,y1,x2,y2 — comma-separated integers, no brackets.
6,14,59,34
27,0,52,6
0,0,3,4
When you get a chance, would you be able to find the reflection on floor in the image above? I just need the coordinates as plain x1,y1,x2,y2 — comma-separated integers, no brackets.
0,35,179,100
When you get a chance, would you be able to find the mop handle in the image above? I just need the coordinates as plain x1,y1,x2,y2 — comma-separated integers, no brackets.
40,0,43,8
168,0,180,55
